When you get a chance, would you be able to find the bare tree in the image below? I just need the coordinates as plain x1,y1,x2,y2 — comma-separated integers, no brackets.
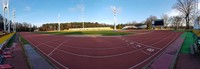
145,15,157,29
170,16,183,30
173,0,196,29
161,14,169,27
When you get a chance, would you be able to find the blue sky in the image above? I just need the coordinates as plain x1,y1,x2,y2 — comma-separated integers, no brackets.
0,0,178,26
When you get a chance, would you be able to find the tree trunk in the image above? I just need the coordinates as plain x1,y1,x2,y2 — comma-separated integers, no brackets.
185,17,189,29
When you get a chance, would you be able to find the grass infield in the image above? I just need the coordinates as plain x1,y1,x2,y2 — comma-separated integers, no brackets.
35,31,132,36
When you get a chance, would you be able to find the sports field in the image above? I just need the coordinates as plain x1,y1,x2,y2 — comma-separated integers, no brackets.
19,30,183,69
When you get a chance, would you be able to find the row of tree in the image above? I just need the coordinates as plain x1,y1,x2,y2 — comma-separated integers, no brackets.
39,22,112,31
0,14,37,32
145,0,197,30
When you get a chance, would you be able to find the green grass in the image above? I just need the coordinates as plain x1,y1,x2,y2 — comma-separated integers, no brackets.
180,32,196,53
6,34,16,48
20,35,29,44
35,31,131,36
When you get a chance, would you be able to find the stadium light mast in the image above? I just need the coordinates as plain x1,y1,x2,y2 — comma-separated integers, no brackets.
2,0,9,33
82,6,85,30
112,6,117,31
194,0,199,29
193,0,200,29
58,14,60,31
7,1,10,33
12,8,16,32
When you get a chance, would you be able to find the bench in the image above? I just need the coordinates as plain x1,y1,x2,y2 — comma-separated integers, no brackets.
3,52,12,55
0,31,6,37
0,64,13,69
0,56,4,64
191,43,200,54
191,44,195,54
2,55,13,58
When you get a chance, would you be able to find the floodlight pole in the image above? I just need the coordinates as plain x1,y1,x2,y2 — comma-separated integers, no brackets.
7,1,10,33
58,14,60,31
113,6,117,31
3,0,9,33
12,9,16,32
3,6,6,32
194,0,199,29
82,7,84,30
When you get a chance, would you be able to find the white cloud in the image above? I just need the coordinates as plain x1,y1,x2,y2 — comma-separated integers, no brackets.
68,4,85,12
165,9,180,17
24,6,31,11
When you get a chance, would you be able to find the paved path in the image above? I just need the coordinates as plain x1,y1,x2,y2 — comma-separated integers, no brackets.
146,35,184,69
176,54,200,69
24,44,55,69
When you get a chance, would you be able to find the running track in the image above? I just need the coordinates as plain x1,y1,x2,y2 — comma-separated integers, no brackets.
19,30,183,69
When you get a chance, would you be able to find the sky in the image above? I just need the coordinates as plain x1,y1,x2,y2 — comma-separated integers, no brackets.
0,0,183,27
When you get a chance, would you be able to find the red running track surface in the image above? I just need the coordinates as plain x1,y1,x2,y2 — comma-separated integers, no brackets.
19,30,183,69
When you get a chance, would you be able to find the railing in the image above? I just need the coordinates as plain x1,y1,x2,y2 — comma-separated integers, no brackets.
0,33,15,50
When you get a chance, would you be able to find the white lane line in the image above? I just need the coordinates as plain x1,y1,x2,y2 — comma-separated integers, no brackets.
126,32,167,42
128,32,178,69
150,33,175,46
57,46,148,58
129,30,155,36
120,31,174,50
131,44,151,55
139,32,173,44
140,50,151,55
35,38,65,47
41,42,149,58
117,37,161,50
118,37,151,55
22,35,69,69
37,37,131,50
35,38,150,58
41,40,128,50
39,39,132,50
48,38,74,56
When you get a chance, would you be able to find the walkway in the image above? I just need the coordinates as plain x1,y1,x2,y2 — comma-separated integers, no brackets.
24,44,55,69
145,34,184,69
